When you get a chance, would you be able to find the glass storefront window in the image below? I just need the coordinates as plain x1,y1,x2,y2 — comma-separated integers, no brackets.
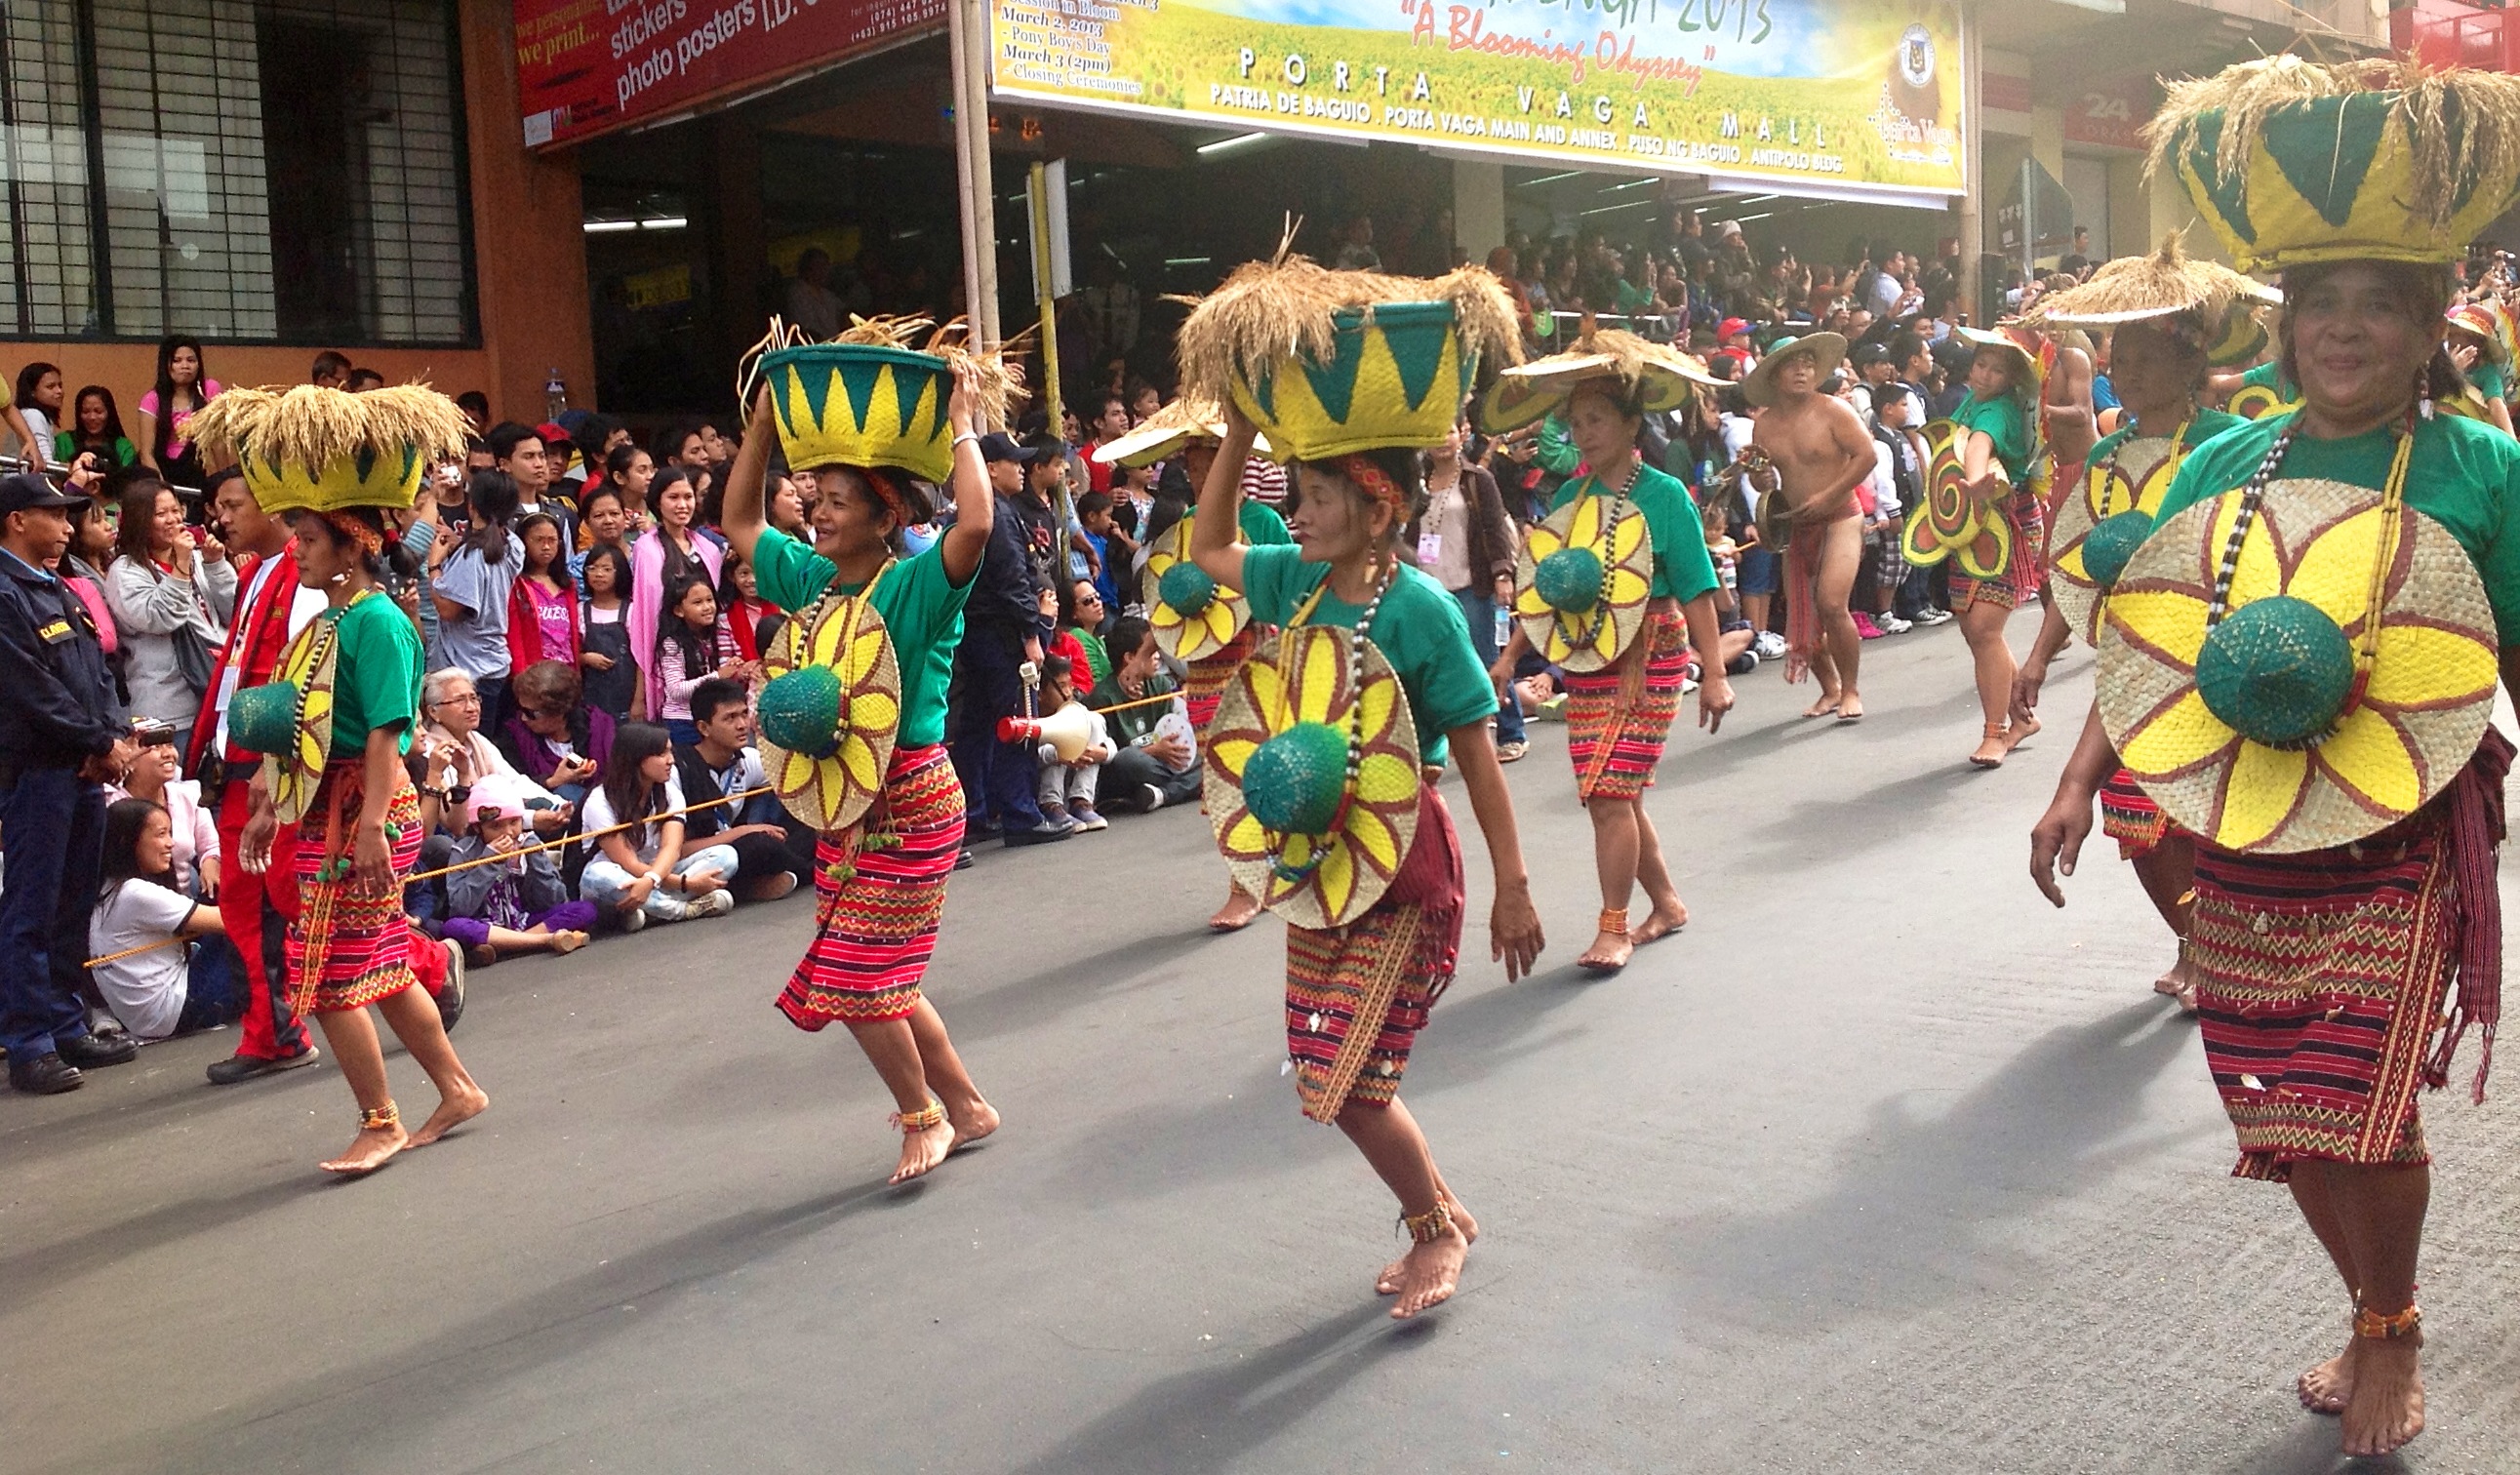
0,0,472,344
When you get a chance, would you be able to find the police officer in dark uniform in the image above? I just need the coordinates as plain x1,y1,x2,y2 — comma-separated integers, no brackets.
0,470,140,1093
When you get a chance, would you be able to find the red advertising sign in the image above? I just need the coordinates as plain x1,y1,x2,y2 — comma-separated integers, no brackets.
515,0,944,150
2063,75,2159,152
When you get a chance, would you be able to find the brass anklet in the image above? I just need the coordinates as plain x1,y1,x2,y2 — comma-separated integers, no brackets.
891,1099,947,1134
1400,1201,1454,1244
358,1102,400,1131
1597,907,1629,937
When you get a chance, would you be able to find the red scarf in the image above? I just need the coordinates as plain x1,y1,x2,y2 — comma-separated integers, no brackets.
186,549,304,776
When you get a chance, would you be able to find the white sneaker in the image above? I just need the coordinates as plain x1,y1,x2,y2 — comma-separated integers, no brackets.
618,905,648,935
1140,782,1165,812
1916,607,1954,626
1877,614,1912,634
692,889,736,918
1751,630,1787,660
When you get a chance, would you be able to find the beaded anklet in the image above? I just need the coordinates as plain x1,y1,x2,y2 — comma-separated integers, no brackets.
891,1099,947,1134
358,1101,400,1131
1400,1200,1455,1244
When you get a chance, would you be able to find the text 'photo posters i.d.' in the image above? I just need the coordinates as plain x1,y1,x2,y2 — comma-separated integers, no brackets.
986,0,1965,197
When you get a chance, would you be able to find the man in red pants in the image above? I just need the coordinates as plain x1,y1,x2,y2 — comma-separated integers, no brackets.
189,472,460,1084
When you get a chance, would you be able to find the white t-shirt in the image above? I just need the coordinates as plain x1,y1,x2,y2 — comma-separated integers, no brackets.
90,879,197,1040
212,554,326,753
580,770,687,860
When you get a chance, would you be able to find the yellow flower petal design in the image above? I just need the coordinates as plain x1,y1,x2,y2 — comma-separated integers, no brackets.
1544,626,1576,662
1355,750,1418,804
1246,660,1285,727
2281,505,2385,630
843,626,887,680
2058,545,2090,582
780,748,818,791
2105,589,2212,668
1149,602,1182,631
2222,515,2283,608
1514,586,1552,618
1297,637,1339,724
1213,737,1260,775
1224,811,1267,856
1567,495,1600,548
1348,808,1398,871
1589,617,1620,660
839,733,880,792
2367,623,2500,707
1528,524,1565,559
1608,506,1646,561
1315,842,1355,919
1605,569,1650,605
2217,741,2308,850
1279,831,1314,871
850,692,900,735
2122,689,2235,776
1357,676,1396,742
2318,706,2421,816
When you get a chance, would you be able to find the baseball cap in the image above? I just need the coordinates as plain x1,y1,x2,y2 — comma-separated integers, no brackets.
1718,317,1750,341
977,432,1031,463
0,471,87,515
1851,342,1893,369
463,774,529,828
534,420,573,449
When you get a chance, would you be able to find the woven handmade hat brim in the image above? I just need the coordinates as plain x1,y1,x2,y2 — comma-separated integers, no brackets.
1511,493,1651,672
1900,419,2015,577
1740,332,1848,409
1203,626,1421,930
1142,519,1251,662
265,618,340,826
1089,398,1275,467
757,589,902,834
1478,339,1723,434
2050,435,2180,648
2098,476,2498,853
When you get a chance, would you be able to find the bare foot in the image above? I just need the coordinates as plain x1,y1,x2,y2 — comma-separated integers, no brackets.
2153,956,2200,1015
1208,886,1261,934
1802,690,1842,719
409,1084,489,1147
1633,901,1688,945
549,930,590,955
1389,1219,1470,1318
891,1119,956,1184
320,1121,408,1177
2340,1333,2423,1456
2002,715,2040,751
1380,1198,1479,1294
1969,727,2010,769
947,1096,1001,1149
2299,1340,2354,1415
1576,928,1633,974
1836,693,1864,722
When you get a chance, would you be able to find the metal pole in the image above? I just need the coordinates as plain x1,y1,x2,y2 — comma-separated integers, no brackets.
1029,159,1062,425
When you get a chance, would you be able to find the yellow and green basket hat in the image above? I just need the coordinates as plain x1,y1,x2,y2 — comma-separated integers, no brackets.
185,384,469,515
2098,476,2499,853
1176,249,1521,461
1142,519,1251,663
1511,490,1651,672
1089,396,1272,469
2145,56,2520,274
1477,326,1721,434
755,583,903,834
747,314,1024,487
232,615,342,825
1204,625,1421,930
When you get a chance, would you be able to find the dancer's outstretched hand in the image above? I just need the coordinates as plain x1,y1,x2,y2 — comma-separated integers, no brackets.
2027,789,2092,908
1491,880,1543,982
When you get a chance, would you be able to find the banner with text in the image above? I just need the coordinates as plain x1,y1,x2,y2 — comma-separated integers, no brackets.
516,0,945,150
986,0,1964,198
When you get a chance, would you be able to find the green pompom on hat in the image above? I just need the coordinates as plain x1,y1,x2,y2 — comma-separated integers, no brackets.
1533,546,1604,614
2195,595,2354,748
758,665,846,760
1242,720,1351,836
228,680,301,757
2081,510,2156,594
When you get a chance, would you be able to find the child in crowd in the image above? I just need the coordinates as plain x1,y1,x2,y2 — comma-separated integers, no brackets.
578,722,739,930
579,543,637,720
90,797,236,1041
441,777,597,967
507,510,581,671
717,551,784,660
1030,655,1111,832
652,572,749,744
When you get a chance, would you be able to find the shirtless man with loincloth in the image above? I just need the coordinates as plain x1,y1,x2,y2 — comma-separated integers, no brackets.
1745,335,1877,720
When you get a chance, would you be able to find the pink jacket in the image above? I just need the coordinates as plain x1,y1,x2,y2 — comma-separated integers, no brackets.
627,526,724,718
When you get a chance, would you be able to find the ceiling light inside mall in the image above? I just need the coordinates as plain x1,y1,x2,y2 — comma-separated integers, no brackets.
639,217,688,230
1195,132,1269,156
582,219,637,233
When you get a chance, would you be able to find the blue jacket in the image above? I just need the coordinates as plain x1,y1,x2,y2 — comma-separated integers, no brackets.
969,492,1054,636
0,548,124,777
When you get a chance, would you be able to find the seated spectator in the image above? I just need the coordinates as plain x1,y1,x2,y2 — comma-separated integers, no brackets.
421,667,572,837
441,777,596,966
498,658,611,803
1060,578,1111,689
109,719,218,893
1088,615,1200,813
578,543,637,720
90,797,236,1041
578,722,738,930
1031,655,1111,831
670,676,805,902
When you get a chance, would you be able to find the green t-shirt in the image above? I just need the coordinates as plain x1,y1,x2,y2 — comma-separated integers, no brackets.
55,431,137,469
1234,498,1292,545
327,590,422,759
1551,462,1720,604
750,528,975,749
1087,666,1178,748
1068,626,1111,692
2084,407,2250,473
1238,544,1498,765
2150,411,2520,645
2470,359,2509,403
1950,390,2033,482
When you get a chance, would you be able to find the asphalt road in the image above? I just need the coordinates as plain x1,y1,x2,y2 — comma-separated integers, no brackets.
6,622,2516,1475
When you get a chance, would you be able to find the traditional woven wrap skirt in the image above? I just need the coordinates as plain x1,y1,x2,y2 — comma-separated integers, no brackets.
2099,767,2174,860
1285,786,1465,1123
1182,624,1262,734
285,763,423,1016
2190,735,2510,1181
1563,608,1688,805
778,743,964,1028
1947,484,2046,614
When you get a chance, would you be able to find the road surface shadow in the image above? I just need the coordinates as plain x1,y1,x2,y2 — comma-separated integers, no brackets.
0,1172,322,1291
2229,1416,2406,1475
999,1302,1424,1475
1652,999,2199,1335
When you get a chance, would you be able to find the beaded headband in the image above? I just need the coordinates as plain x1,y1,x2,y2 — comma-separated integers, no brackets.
1334,454,1411,519
320,509,384,557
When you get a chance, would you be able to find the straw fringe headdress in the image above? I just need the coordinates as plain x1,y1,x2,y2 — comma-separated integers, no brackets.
2030,232,2279,331
186,384,470,514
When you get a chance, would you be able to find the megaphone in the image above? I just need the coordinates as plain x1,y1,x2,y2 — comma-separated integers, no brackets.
999,702,1096,763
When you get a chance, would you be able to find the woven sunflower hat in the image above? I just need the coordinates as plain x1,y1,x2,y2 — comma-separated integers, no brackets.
1141,516,1251,663
2030,233,2283,643
2145,56,2520,277
1173,240,1522,461
755,582,904,833
1089,395,1273,469
745,315,1023,485
186,383,469,515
